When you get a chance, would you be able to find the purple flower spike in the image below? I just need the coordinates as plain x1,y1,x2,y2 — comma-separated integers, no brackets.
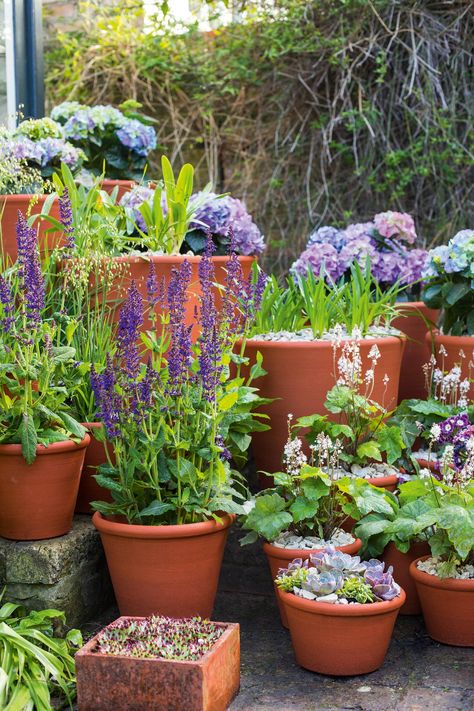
16,211,45,326
166,260,192,395
0,275,14,333
58,188,75,251
117,281,143,380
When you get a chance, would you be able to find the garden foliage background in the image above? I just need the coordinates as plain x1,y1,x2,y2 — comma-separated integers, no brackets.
45,0,473,273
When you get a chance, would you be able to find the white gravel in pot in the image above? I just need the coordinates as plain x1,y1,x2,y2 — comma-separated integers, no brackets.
272,528,355,550
417,556,474,580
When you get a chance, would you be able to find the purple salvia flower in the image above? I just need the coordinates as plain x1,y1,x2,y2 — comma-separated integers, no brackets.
166,261,192,395
0,275,14,333
117,281,143,381
16,211,45,326
198,235,222,402
90,360,121,439
146,262,159,306
58,188,75,251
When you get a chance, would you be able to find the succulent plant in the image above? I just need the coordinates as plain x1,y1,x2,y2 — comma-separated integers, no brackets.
364,562,400,601
302,569,343,596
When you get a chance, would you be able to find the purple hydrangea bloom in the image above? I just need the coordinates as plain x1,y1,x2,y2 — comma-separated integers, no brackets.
338,235,377,270
397,248,429,285
307,225,347,250
120,185,155,232
116,119,157,157
371,251,401,284
344,222,374,241
373,211,417,245
291,243,345,281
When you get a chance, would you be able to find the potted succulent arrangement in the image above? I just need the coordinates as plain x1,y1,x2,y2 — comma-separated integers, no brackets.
291,211,437,401
240,422,395,625
408,416,474,646
0,213,89,540
91,243,268,617
275,547,405,675
422,229,474,400
243,263,405,473
0,118,84,260
50,100,157,188
76,615,240,711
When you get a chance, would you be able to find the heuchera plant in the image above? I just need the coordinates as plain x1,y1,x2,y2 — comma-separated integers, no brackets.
93,616,224,661
291,211,428,299
422,229,474,335
51,100,157,180
239,419,395,545
90,238,268,524
275,547,400,603
0,213,86,462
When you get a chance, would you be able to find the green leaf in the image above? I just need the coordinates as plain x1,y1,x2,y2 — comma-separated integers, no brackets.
435,504,474,559
51,346,76,363
300,475,330,501
289,497,318,523
243,493,293,542
19,414,37,465
139,501,175,518
445,282,471,306
375,425,405,464
60,414,86,440
356,440,382,461
219,391,239,411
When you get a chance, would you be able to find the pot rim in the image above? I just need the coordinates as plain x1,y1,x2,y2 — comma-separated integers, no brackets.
367,474,399,487
263,537,362,561
409,556,474,591
0,193,50,202
101,179,136,186
427,330,474,344
278,586,406,617
92,511,235,539
0,434,90,456
94,254,256,265
240,334,405,349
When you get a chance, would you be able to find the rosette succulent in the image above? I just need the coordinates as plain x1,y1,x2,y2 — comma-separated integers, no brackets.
422,229,474,335
276,547,400,603
291,211,428,298
51,101,157,180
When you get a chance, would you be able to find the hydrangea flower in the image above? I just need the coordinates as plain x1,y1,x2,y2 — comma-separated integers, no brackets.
307,225,346,250
373,211,417,244
423,231,474,279
5,135,85,173
120,185,155,232
338,235,377,270
291,243,344,281
116,119,157,157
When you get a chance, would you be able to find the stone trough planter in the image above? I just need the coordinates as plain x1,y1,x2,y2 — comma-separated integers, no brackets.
76,617,240,711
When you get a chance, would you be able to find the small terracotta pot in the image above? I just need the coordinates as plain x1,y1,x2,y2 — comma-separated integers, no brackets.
76,617,240,711
101,179,136,202
381,541,431,615
241,335,405,474
76,423,113,514
93,512,234,617
0,194,62,262
0,436,90,540
278,586,406,675
426,331,474,400
410,556,474,646
366,474,399,492
393,302,439,402
264,537,362,627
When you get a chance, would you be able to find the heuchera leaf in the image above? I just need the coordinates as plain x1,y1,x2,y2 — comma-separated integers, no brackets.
435,504,474,560
243,493,293,542
375,425,405,464
289,497,318,523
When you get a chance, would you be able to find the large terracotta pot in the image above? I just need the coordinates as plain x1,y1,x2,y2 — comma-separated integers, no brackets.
410,556,474,646
242,335,405,474
93,512,234,617
76,423,113,514
101,179,135,202
381,541,431,615
0,194,62,262
0,436,90,540
393,302,439,402
426,331,474,400
264,537,362,627
278,586,405,675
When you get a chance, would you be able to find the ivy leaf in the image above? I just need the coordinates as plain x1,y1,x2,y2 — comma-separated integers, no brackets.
19,414,38,465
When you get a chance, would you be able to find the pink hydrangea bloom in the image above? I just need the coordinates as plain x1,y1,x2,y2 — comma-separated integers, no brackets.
373,211,417,245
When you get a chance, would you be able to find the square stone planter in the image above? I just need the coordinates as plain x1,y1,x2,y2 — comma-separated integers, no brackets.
76,617,240,711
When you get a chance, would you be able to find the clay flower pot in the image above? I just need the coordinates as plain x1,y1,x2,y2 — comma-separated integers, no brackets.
410,556,474,646
76,617,240,711
101,179,136,202
278,586,406,675
0,436,90,540
241,335,405,474
426,331,474,400
366,474,399,492
393,302,439,402
264,537,362,627
76,423,113,514
0,194,62,262
93,512,234,617
381,541,431,615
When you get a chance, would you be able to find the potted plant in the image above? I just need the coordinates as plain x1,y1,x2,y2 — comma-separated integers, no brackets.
242,263,405,473
91,245,268,617
422,229,474,400
408,415,474,646
240,419,396,625
51,99,157,187
291,212,436,401
0,213,89,540
76,615,240,711
275,547,405,675
0,119,85,260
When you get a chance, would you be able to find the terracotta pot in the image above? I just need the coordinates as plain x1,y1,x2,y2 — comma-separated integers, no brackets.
410,556,474,646
0,194,62,262
264,537,362,627
278,586,405,675
241,335,405,474
76,423,114,514
426,331,474,400
381,541,431,615
0,436,90,540
76,617,240,711
393,302,439,402
93,512,234,617
101,179,136,202
366,474,399,492
211,255,256,308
